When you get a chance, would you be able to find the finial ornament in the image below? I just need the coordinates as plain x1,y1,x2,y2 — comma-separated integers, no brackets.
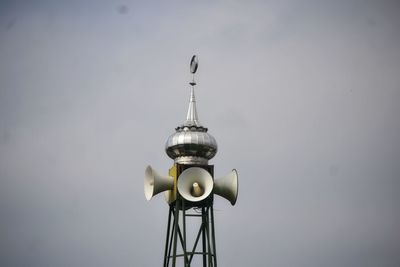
190,55,198,86
190,55,198,74
164,54,217,164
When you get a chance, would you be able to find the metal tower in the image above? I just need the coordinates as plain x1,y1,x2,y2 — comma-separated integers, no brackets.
144,56,238,267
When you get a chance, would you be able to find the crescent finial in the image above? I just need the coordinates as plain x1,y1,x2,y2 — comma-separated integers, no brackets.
190,55,198,74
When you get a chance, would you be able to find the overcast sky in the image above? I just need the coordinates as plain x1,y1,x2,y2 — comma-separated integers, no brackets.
1,1,400,266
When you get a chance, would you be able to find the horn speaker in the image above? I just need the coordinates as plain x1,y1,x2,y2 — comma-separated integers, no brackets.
213,169,238,205
144,165,174,201
177,167,214,202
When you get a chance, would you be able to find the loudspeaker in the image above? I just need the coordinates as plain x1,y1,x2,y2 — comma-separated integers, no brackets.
213,169,238,205
177,167,214,202
144,165,174,201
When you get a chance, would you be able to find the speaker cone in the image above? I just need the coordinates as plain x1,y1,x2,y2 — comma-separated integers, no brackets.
177,167,214,202
144,165,174,201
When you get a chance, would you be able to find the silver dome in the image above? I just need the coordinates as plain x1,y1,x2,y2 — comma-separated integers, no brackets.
165,87,217,164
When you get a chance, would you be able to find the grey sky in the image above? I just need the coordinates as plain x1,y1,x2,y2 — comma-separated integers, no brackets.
1,1,400,266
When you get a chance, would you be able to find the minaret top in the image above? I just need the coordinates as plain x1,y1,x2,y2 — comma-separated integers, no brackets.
165,55,218,164
184,86,201,127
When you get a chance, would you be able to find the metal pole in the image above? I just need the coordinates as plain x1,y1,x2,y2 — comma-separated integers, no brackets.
163,206,173,267
166,218,175,267
172,200,180,267
210,205,217,267
202,207,207,267
182,200,189,266
205,207,213,267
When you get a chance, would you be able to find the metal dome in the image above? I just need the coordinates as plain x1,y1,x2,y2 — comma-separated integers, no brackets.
165,87,217,164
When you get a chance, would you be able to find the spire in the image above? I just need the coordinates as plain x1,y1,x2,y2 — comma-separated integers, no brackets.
184,86,201,126
183,55,201,127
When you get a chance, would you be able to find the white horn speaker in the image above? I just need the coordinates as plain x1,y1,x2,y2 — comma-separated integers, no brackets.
177,167,214,202
214,169,238,205
144,165,174,201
